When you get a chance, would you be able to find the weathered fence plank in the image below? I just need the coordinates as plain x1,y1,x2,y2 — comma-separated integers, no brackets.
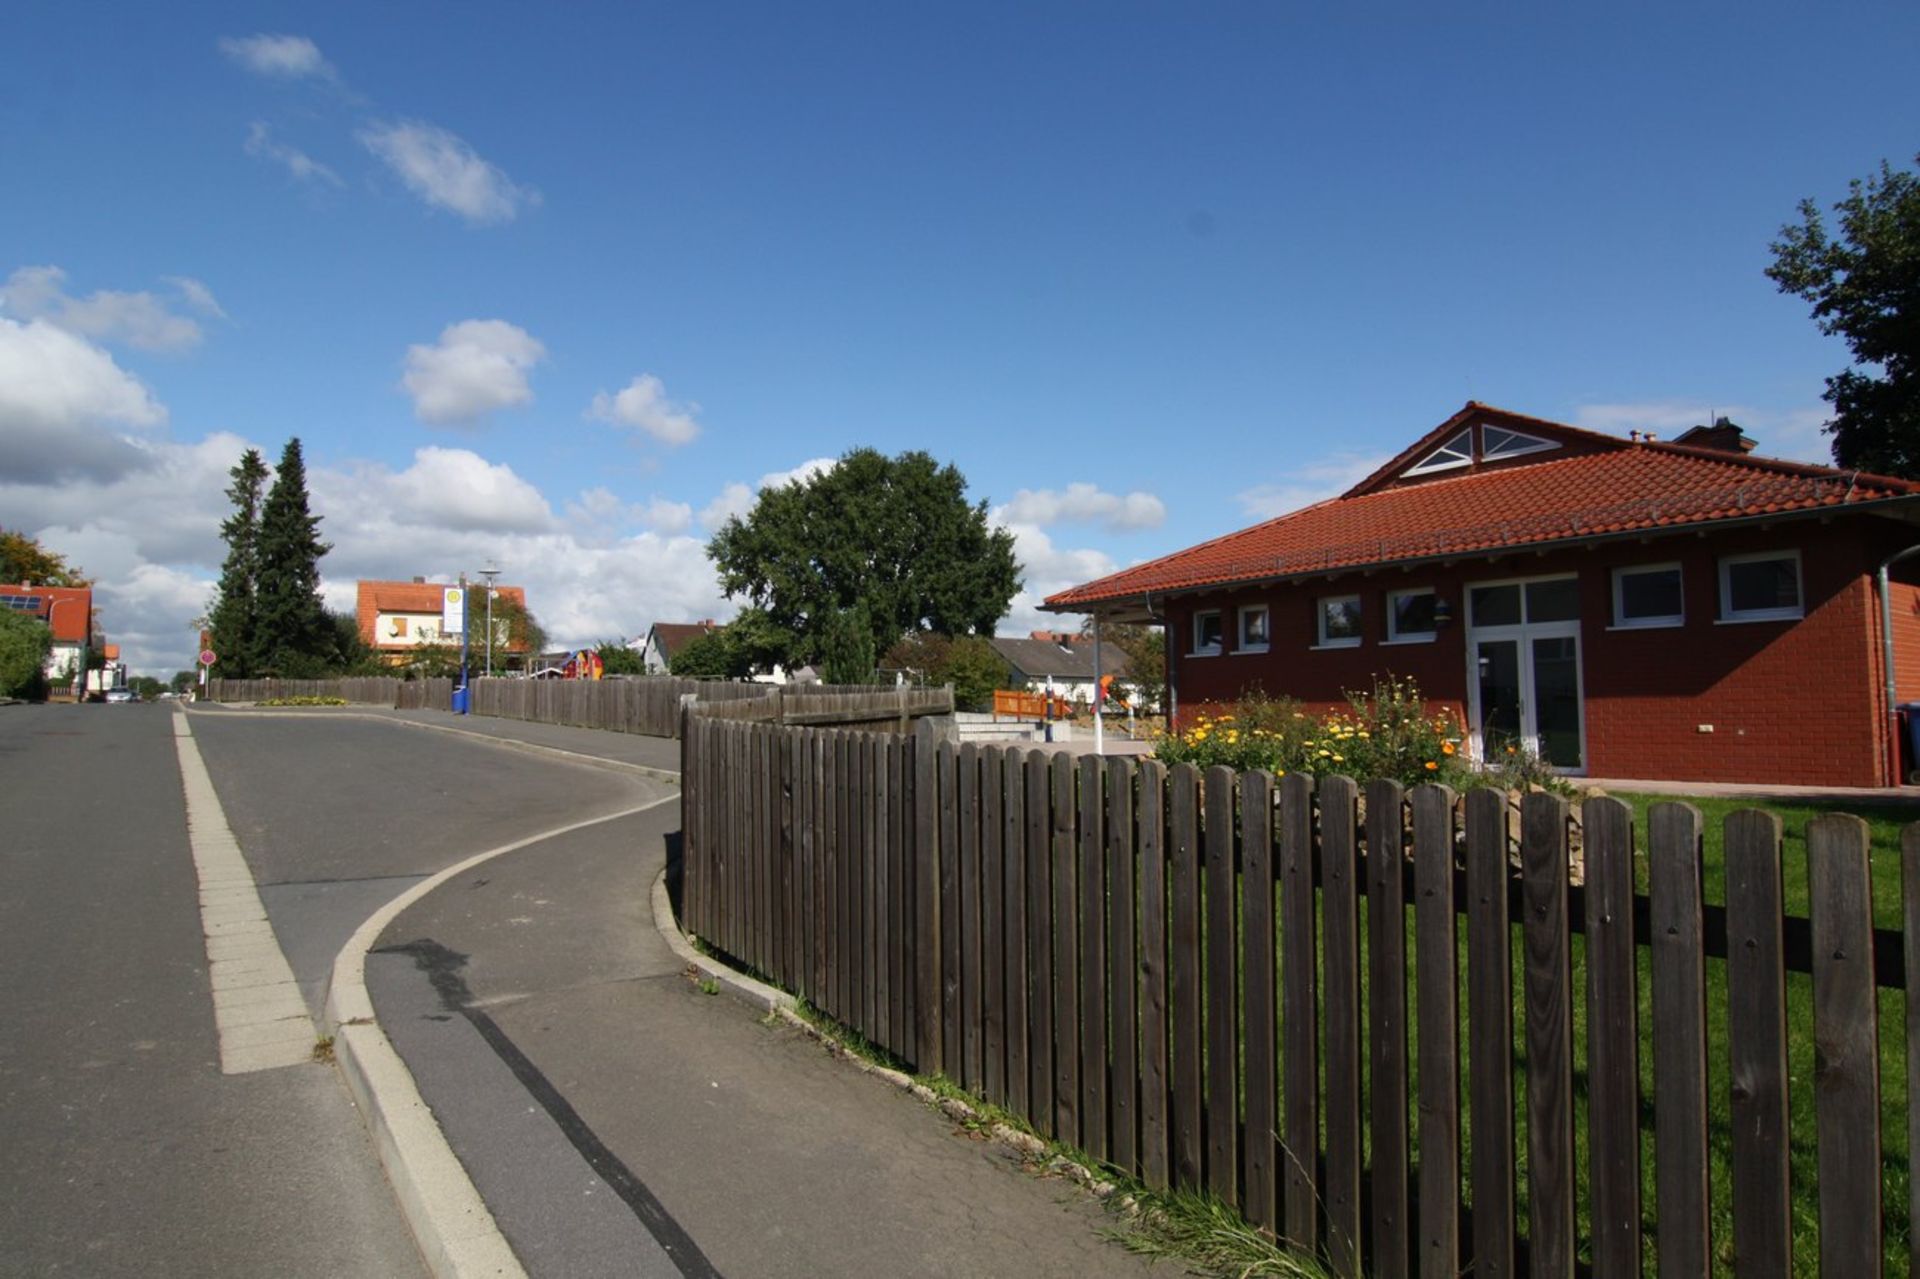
1809,813,1881,1275
1051,753,1080,1145
1465,787,1516,1279
1726,809,1791,1276
1107,755,1139,1181
1413,783,1459,1279
913,724,938,1069
1026,752,1055,1139
1169,762,1203,1190
1522,792,1574,1279
1204,764,1239,1206
1138,760,1170,1192
1279,771,1318,1251
939,741,962,1070
960,743,983,1088
981,746,1007,1107
1319,775,1362,1277
1650,801,1709,1279
1241,769,1278,1235
1079,755,1109,1163
1582,796,1638,1279
1003,748,1030,1117
1365,779,1410,1279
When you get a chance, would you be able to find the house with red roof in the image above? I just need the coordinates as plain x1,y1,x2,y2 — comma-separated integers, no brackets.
1046,403,1920,787
1,583,95,698
356,578,530,668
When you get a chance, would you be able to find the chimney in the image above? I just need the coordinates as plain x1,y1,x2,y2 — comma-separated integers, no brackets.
412,575,427,584
1674,418,1757,454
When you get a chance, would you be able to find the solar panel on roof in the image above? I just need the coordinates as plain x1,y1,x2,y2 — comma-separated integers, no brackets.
1,594,46,610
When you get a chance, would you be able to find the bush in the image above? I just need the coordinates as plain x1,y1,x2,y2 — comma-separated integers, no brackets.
1153,677,1472,789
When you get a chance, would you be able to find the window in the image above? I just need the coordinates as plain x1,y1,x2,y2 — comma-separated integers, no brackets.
1612,563,1683,628
1192,610,1223,655
1238,604,1270,652
1469,575,1580,625
1720,551,1802,622
1387,589,1438,642
1481,425,1557,463
1317,595,1362,647
1405,428,1473,477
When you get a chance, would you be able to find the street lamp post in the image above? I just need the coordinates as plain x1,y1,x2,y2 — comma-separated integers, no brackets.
479,562,502,678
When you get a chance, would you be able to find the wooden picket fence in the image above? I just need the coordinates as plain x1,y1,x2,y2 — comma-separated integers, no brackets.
207,675,947,739
680,713,1915,1275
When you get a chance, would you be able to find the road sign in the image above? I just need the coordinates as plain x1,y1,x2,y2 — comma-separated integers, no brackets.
442,587,465,633
199,649,216,666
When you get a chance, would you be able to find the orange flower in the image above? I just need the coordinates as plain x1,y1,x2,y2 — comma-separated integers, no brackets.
1442,742,1455,755
1424,760,1439,771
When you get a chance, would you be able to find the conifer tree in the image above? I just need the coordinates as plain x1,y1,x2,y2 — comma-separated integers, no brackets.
209,449,269,678
253,438,334,676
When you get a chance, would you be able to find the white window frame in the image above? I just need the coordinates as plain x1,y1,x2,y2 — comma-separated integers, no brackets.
1191,609,1223,656
1718,549,1803,623
1237,604,1270,653
1404,428,1473,478
1385,587,1439,644
1610,562,1685,630
1315,594,1363,649
1480,425,1558,463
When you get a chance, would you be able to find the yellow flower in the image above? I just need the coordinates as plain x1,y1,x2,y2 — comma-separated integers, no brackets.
1331,754,1344,763
1358,730,1370,739
1275,769,1286,777
1317,749,1331,758
1227,731,1240,744
1425,760,1439,771
1217,714,1235,724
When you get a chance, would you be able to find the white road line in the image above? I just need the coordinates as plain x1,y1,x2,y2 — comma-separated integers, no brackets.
172,709,316,1074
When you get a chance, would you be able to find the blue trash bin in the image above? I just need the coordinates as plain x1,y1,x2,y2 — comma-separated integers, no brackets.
451,686,470,715
1900,702,1920,783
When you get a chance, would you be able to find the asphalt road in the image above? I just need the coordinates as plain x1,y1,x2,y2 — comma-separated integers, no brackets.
0,703,423,1276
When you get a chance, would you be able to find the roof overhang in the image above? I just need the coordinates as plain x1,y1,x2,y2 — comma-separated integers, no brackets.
1047,493,1920,621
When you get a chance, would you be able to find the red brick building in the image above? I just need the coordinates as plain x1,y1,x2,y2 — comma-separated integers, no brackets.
1046,403,1920,787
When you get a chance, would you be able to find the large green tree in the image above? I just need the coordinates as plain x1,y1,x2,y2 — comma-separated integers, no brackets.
0,610,52,697
666,610,786,680
209,449,269,677
1768,153,1920,477
0,529,89,586
253,439,334,677
707,448,1020,669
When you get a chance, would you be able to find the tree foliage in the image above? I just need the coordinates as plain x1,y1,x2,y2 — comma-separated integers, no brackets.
667,610,786,680
1083,620,1166,711
253,439,335,677
209,449,269,677
707,448,1020,668
819,601,877,685
597,640,646,676
0,528,89,586
0,610,51,697
1768,153,1920,477
469,590,545,674
882,631,1013,711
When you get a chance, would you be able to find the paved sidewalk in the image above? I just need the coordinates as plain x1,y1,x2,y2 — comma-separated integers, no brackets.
334,708,1159,1277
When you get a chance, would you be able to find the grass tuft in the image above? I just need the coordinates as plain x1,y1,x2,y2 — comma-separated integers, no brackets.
1109,1189,1335,1278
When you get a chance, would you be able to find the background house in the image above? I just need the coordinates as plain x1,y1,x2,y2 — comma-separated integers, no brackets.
2,583,96,698
1048,402,1920,787
356,578,530,668
637,620,718,674
990,630,1131,706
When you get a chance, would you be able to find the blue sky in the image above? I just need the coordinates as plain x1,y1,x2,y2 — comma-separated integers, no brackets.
4,3,1917,676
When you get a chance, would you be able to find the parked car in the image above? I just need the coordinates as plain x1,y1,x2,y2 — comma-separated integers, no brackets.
103,688,136,704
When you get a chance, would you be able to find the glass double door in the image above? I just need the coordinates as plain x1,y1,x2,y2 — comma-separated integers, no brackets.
1466,577,1585,771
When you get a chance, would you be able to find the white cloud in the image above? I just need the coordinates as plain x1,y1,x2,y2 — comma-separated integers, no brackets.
244,121,343,187
327,447,556,534
1572,399,1833,466
696,458,840,532
994,522,1116,639
1,265,206,352
700,482,754,532
566,489,694,535
401,319,546,425
163,276,227,318
360,120,538,225
1235,451,1389,520
0,316,167,483
218,34,335,81
587,374,702,446
997,482,1166,532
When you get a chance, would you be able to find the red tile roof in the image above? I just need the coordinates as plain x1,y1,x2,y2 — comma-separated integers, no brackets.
0,583,92,643
647,620,719,659
1045,404,1920,611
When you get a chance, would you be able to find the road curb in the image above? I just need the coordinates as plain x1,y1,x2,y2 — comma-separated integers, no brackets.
326,798,678,1279
648,870,795,1015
